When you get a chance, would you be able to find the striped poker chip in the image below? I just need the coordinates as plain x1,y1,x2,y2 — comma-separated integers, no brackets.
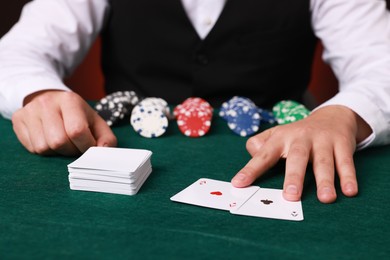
130,104,168,138
272,100,310,125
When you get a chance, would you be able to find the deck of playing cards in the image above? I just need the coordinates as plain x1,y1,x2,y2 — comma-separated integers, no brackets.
170,178,304,221
68,147,152,196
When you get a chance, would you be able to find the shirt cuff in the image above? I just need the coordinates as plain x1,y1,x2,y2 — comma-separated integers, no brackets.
315,91,389,149
0,74,71,119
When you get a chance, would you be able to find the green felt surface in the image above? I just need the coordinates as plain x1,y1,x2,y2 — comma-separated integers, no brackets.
0,113,389,259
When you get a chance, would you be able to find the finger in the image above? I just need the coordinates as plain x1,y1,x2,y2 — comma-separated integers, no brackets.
283,142,310,201
61,99,97,153
312,141,337,204
334,142,358,197
89,111,117,148
15,105,58,156
232,144,281,188
246,128,273,157
63,116,96,153
40,104,80,156
27,120,56,155
12,111,34,153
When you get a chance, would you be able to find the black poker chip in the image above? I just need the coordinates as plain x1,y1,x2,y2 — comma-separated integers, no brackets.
95,91,140,126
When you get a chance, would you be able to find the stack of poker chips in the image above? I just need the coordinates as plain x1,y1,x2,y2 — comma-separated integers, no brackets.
95,91,140,126
258,108,277,124
272,100,310,124
130,97,170,138
174,97,213,137
68,147,152,196
219,96,262,137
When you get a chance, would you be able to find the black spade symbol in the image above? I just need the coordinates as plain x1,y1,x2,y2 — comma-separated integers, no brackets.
291,211,298,217
260,199,273,205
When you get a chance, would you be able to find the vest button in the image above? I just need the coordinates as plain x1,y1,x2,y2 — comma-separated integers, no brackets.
196,54,209,65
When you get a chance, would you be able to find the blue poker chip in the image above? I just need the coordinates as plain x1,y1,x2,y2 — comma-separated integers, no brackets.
258,108,277,124
219,96,263,136
227,106,260,137
219,96,256,121
218,101,230,121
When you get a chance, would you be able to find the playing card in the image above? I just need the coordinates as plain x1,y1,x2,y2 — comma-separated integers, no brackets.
70,185,142,196
230,188,304,221
69,172,135,184
70,168,152,196
67,146,152,173
70,168,152,188
68,160,152,179
170,178,260,211
67,147,153,196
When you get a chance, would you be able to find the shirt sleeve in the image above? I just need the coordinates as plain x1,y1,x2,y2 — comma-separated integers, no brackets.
310,0,390,148
0,0,109,119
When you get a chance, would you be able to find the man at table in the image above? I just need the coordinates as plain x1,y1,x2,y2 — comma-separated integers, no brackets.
0,0,389,204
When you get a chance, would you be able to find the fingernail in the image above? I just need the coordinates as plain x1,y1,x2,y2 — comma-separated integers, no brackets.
321,187,333,194
233,173,246,182
286,185,298,195
345,183,355,193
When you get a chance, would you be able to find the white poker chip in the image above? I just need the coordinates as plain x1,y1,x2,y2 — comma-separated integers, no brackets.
130,104,168,138
138,97,171,117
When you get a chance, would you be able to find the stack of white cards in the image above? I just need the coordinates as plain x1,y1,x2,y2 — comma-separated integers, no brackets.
68,147,152,196
171,178,304,221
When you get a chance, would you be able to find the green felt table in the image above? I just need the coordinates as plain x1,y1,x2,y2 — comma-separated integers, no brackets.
0,111,389,259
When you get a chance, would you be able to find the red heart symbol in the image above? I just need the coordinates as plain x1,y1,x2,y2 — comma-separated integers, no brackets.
210,191,222,196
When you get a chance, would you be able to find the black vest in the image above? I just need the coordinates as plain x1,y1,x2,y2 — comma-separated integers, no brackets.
101,0,317,107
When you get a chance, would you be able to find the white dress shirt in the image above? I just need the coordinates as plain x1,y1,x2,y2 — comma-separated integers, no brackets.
0,0,390,148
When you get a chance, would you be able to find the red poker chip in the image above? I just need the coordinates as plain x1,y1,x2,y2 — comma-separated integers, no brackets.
174,97,214,137
177,109,212,137
182,97,208,106
174,102,212,119
182,98,213,111
173,104,185,118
